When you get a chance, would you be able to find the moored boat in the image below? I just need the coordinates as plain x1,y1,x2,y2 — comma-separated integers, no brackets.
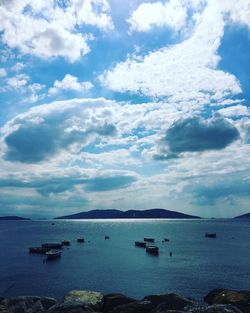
146,245,159,255
29,247,50,254
144,237,155,242
46,250,61,260
77,238,84,243
135,241,146,248
61,240,70,246
205,232,216,238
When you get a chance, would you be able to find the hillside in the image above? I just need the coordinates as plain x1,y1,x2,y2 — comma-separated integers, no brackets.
56,208,200,219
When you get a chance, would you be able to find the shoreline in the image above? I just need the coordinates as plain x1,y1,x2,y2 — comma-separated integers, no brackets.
0,288,249,313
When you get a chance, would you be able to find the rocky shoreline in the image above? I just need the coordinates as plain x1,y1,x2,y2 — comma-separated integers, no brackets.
0,288,249,313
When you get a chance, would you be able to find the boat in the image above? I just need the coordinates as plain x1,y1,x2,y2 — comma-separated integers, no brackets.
163,238,170,242
42,243,63,249
29,247,50,254
146,245,159,255
144,237,155,242
205,232,216,238
105,236,110,240
61,240,70,246
77,238,84,243
135,241,146,248
46,250,61,260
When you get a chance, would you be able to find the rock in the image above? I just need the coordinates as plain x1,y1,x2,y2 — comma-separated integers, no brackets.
204,289,250,313
109,300,154,313
144,293,195,311
40,298,57,310
63,290,104,311
103,293,136,313
151,303,242,313
47,303,96,313
6,296,57,313
184,303,243,312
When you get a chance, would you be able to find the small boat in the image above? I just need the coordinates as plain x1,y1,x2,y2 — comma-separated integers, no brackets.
205,232,216,238
163,238,170,242
46,250,61,260
42,243,63,249
144,237,155,242
146,245,159,255
135,241,146,248
61,240,70,246
105,236,110,240
29,247,50,254
77,238,85,243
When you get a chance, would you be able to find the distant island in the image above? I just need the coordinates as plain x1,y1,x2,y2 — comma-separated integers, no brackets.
235,212,250,218
56,208,200,219
0,215,30,220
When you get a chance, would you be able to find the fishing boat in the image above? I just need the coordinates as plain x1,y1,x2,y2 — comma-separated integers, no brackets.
77,238,84,243
61,240,70,246
135,241,146,248
46,250,61,260
29,247,50,254
144,237,155,242
146,245,159,255
205,232,216,238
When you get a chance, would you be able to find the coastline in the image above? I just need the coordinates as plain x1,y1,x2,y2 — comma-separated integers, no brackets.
0,288,249,313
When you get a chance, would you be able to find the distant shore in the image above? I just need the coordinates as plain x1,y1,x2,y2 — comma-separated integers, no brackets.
0,288,249,313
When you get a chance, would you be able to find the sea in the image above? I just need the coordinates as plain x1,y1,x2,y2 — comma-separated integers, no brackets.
0,218,249,300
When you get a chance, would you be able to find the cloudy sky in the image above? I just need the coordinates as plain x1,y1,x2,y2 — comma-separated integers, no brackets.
0,0,249,218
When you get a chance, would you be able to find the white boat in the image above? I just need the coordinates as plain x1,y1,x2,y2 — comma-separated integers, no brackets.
46,250,62,260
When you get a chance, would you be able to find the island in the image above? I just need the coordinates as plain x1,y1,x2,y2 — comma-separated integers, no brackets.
56,208,200,219
0,215,30,220
234,212,250,219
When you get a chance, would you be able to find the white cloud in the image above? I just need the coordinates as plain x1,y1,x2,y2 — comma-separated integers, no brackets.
0,0,113,62
218,105,250,117
49,74,93,95
7,73,29,89
11,62,25,72
127,0,188,33
0,68,7,77
100,0,250,102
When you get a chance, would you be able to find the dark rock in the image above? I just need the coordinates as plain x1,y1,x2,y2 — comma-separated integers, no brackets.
40,298,57,310
6,296,56,313
103,293,136,313
184,303,243,312
109,300,154,313
47,303,95,313
204,289,250,313
63,290,104,311
144,293,195,311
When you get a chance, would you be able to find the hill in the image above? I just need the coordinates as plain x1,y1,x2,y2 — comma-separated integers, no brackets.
56,208,200,219
235,213,250,219
0,215,30,220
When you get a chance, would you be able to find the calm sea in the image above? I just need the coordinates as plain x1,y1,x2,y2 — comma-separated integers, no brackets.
0,219,249,300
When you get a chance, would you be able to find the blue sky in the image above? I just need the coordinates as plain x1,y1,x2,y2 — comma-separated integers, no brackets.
0,0,249,218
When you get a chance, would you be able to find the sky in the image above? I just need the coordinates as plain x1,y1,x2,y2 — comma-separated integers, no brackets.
0,0,249,218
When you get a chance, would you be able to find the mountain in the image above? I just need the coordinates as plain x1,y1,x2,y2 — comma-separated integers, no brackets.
56,208,200,219
0,215,30,220
234,213,250,219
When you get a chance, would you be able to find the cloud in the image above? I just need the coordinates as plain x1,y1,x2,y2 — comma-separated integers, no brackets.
6,74,29,89
191,176,250,205
100,0,249,101
154,116,239,159
127,0,188,33
83,175,137,192
0,68,7,77
0,172,137,195
218,105,250,117
0,0,113,62
49,74,93,95
2,98,117,163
